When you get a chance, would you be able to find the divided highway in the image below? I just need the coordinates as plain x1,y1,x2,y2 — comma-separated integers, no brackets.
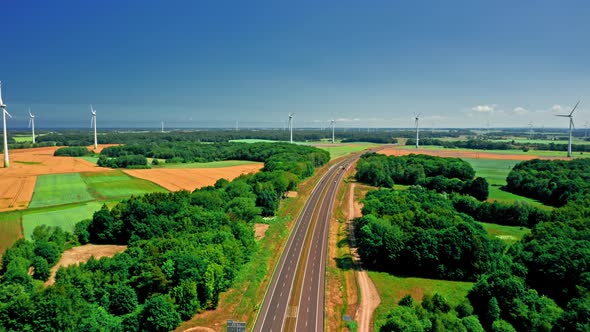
253,155,357,332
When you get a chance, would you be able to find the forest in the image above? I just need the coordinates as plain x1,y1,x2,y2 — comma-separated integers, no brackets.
355,155,590,331
406,137,590,153
505,158,590,206
0,143,329,331
355,153,489,200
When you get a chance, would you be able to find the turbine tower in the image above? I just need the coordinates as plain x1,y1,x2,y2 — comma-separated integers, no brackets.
1,81,12,168
161,121,164,133
555,100,579,158
414,113,421,148
29,108,36,144
288,113,295,143
331,119,335,144
90,105,97,149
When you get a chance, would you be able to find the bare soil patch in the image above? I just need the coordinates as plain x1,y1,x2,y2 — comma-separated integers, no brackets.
45,244,127,286
0,147,104,212
380,146,566,161
123,164,263,192
285,191,298,198
253,223,269,240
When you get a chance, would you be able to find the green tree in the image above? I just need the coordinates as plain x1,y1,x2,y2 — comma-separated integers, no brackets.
141,295,181,332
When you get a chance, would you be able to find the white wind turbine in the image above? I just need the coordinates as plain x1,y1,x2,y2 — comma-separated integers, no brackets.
1,81,12,168
28,107,36,144
90,105,97,149
554,100,579,158
331,119,336,144
288,113,295,143
414,113,421,148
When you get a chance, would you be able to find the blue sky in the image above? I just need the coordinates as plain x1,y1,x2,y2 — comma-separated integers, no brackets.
1,0,589,128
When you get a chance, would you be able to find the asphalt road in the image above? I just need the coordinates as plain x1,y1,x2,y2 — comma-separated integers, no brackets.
253,156,355,332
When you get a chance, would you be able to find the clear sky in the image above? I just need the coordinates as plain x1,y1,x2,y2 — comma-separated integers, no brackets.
1,0,589,128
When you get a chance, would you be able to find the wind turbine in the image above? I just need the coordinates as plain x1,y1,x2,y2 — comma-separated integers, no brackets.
90,105,97,149
161,121,164,133
554,100,579,158
528,121,534,140
28,107,35,144
1,81,12,168
288,113,295,143
414,113,421,148
331,119,336,144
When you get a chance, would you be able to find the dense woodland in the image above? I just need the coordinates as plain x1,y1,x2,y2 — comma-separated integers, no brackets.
356,153,489,200
355,155,590,331
407,137,590,153
0,143,329,331
506,158,590,206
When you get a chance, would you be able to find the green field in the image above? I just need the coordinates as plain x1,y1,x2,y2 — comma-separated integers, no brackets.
398,145,589,158
315,143,378,159
479,222,530,244
81,171,167,199
0,212,22,255
370,271,473,330
12,135,34,143
492,138,590,145
22,202,104,239
154,160,261,169
78,156,99,164
229,139,280,143
28,173,94,208
464,158,551,209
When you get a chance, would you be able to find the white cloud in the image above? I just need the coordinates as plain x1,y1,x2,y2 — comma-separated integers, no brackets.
512,107,528,115
551,104,563,113
335,118,361,122
471,105,495,113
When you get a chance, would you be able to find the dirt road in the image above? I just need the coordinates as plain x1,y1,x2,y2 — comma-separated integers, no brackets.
349,183,380,332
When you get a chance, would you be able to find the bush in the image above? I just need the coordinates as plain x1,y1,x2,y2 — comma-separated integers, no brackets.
54,146,89,157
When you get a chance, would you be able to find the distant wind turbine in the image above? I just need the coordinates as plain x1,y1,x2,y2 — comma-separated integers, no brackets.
414,113,421,148
554,100,580,158
90,105,97,149
1,81,12,168
29,107,36,144
161,121,164,133
331,119,336,144
528,121,534,139
288,113,295,143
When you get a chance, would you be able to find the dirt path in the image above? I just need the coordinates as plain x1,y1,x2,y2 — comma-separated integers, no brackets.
349,183,380,332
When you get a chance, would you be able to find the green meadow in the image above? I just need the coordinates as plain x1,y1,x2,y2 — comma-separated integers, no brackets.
464,158,551,209
316,143,378,159
370,271,473,330
397,144,588,158
479,222,530,245
82,171,166,199
28,173,94,208
22,202,104,239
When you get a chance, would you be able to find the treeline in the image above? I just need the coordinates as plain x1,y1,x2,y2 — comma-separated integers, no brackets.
506,158,590,206
53,146,91,157
451,194,549,228
97,155,149,169
407,137,590,153
0,143,329,331
356,188,503,281
341,136,398,144
355,153,488,200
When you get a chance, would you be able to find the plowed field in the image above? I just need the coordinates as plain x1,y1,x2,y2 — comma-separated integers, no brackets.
123,163,264,191
380,146,568,161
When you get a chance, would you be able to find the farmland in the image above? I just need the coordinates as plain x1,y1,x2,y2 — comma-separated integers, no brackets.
23,201,104,239
28,173,95,208
0,211,23,254
313,142,378,159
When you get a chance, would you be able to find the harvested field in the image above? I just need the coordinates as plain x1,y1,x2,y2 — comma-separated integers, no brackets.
45,244,127,286
254,223,269,240
87,143,119,154
380,146,568,161
0,147,104,212
123,163,264,192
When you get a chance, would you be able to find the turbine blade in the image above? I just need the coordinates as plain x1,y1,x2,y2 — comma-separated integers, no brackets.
569,100,580,116
555,115,570,117
0,80,3,105
4,109,12,118
571,118,575,130
28,118,32,128
91,116,94,128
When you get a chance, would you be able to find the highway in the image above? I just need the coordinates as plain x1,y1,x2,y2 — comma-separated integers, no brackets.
253,156,355,332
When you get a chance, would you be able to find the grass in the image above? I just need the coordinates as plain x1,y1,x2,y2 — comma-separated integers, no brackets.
154,160,261,169
479,222,530,245
28,173,94,208
0,212,23,256
229,139,281,143
12,135,34,143
464,158,552,210
22,202,104,239
369,271,474,330
81,171,167,199
78,156,99,164
316,143,378,159
13,161,42,165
